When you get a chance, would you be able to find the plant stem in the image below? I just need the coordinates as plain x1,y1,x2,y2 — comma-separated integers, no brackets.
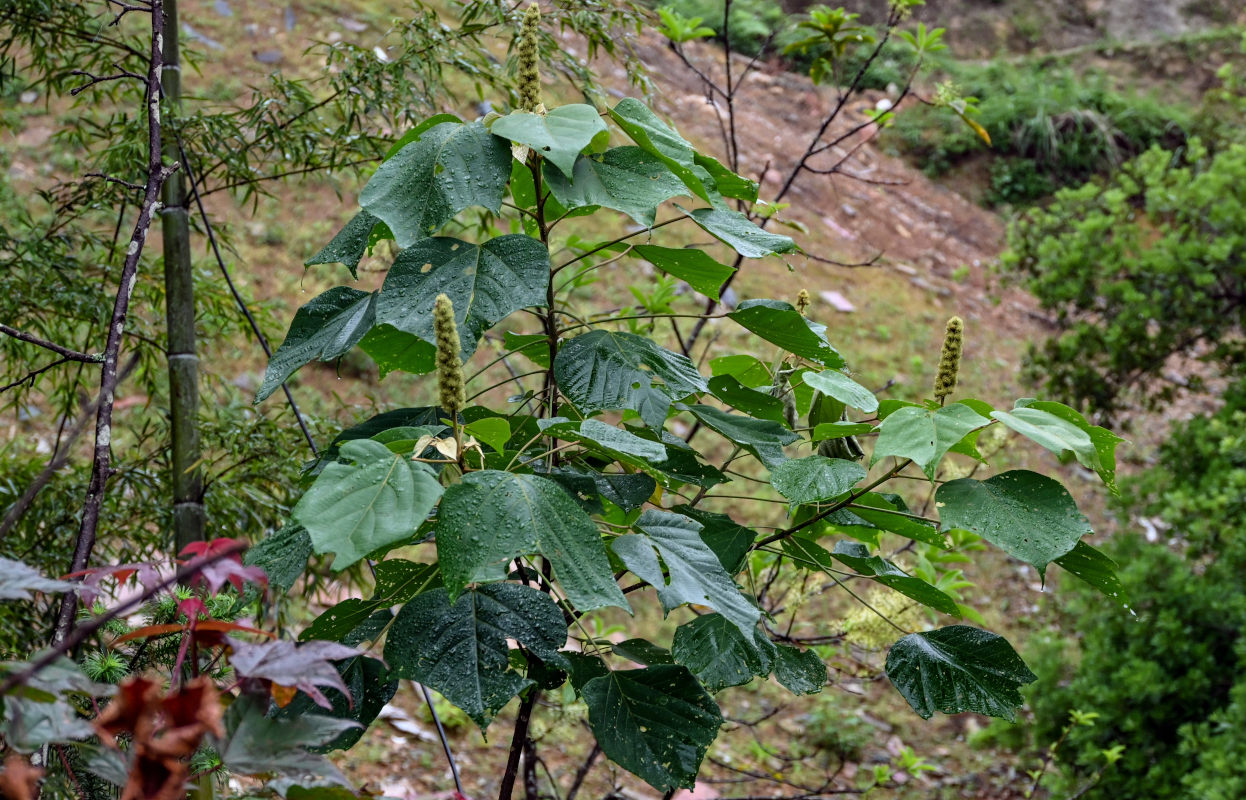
498,689,540,800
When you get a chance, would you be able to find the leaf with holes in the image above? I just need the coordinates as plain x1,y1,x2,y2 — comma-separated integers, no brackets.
257,288,376,402
581,666,722,792
383,585,568,727
936,470,1092,578
359,120,510,246
292,439,443,570
612,510,759,636
436,470,626,611
375,235,549,362
886,626,1036,721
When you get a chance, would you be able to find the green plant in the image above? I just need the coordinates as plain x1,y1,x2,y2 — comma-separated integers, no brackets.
239,9,1125,798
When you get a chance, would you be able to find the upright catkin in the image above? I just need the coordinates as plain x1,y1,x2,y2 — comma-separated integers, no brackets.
517,4,542,113
434,294,466,417
796,288,811,316
933,316,964,401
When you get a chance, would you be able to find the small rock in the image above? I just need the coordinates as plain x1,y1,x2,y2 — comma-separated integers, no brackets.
212,0,232,17
909,276,951,296
338,16,368,33
183,23,224,50
875,97,894,112
284,6,296,30
18,90,38,104
252,49,284,65
892,263,918,276
819,290,855,313
840,203,857,217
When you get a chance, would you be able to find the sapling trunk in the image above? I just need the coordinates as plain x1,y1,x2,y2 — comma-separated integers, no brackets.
161,0,205,552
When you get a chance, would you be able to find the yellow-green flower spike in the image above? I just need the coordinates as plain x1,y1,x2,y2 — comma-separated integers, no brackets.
933,315,964,400
796,288,811,316
434,294,467,417
517,4,543,113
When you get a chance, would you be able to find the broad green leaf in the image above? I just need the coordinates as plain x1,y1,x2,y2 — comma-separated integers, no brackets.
245,525,312,596
581,666,722,792
687,404,800,469
608,97,712,202
812,421,875,439
936,470,1092,577
462,418,510,454
694,152,758,202
258,288,376,402
613,638,675,667
293,440,443,570
728,300,845,368
314,407,445,470
779,535,838,573
384,584,569,727
613,510,760,635
627,429,728,488
709,353,771,386
672,506,757,575
771,645,826,695
376,235,549,361
357,323,435,377
633,244,735,300
885,626,1037,721
554,330,707,428
1053,540,1126,605
221,697,356,787
539,418,667,463
871,403,992,479
1019,399,1126,492
678,205,796,258
804,370,879,414
672,614,774,692
490,104,608,177
272,656,398,752
770,455,866,503
436,471,627,611
992,407,1098,468
385,113,463,158
305,210,382,278
301,561,441,642
544,147,689,227
849,493,947,548
359,120,510,247
503,331,550,368
831,541,960,616
707,375,786,422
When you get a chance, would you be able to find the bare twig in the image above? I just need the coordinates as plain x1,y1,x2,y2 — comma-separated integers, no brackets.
68,67,145,96
0,324,100,364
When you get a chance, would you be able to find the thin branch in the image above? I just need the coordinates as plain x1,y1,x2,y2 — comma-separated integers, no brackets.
51,0,176,647
0,324,100,363
68,67,145,96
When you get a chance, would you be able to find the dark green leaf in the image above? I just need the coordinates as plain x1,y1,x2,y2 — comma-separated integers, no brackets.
671,614,773,691
545,147,689,227
772,645,826,695
437,471,626,611
221,697,356,786
672,506,756,575
613,638,675,666
582,666,723,792
871,403,992,479
376,235,549,361
687,404,799,469
301,561,440,642
608,98,712,202
314,407,445,471
293,440,444,570
885,626,1037,721
554,330,707,428
694,152,758,202
592,472,657,511
679,206,796,258
384,584,569,727
258,288,376,402
305,210,382,278
633,244,735,300
1053,540,1126,605
273,657,398,751
728,300,844,368
503,331,550,368
804,370,878,414
812,421,875,439
770,455,866,503
359,120,510,246
613,510,760,635
245,525,312,597
710,354,771,386
936,470,1092,578
706,375,785,422
490,105,608,177
831,542,960,616
848,493,947,548
357,323,435,377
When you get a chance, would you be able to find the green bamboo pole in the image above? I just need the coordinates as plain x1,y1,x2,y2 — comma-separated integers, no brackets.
161,0,205,552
